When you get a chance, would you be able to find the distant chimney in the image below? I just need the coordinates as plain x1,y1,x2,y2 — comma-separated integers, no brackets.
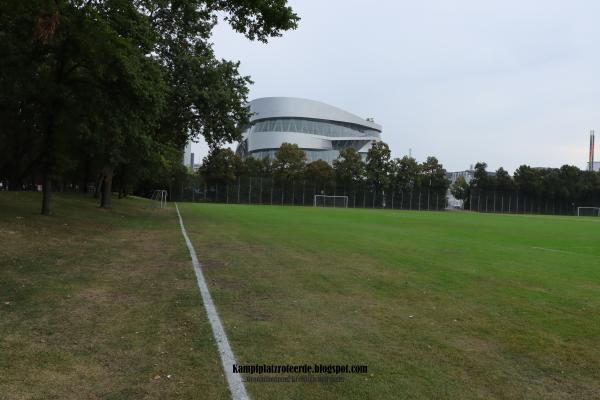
590,130,595,171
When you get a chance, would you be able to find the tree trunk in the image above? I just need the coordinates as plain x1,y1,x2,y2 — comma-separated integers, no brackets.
41,173,52,215
94,173,103,199
81,158,90,193
100,166,113,209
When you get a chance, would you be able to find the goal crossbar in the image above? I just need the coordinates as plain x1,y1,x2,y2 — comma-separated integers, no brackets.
577,206,600,216
313,195,348,208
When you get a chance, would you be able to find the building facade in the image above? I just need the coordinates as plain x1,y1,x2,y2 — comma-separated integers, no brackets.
182,142,194,169
236,97,382,164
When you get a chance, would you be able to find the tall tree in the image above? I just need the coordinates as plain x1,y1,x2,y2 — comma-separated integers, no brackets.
450,176,469,203
420,156,449,192
495,167,514,192
199,148,241,185
514,165,541,197
391,156,420,191
470,162,494,192
272,143,306,182
304,160,334,190
0,0,299,214
365,142,392,193
333,148,365,188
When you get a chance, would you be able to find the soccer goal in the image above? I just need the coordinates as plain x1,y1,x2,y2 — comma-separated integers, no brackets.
577,207,600,217
149,190,168,209
313,195,348,208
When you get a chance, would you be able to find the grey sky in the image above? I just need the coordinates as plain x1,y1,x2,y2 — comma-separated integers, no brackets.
192,0,600,173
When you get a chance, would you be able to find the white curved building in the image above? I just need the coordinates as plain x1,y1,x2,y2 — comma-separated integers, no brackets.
236,97,382,164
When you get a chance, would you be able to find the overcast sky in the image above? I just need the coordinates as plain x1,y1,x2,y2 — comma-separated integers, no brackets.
191,0,600,173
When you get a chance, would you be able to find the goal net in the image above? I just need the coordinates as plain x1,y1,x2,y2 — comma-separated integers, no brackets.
149,190,168,209
577,207,600,217
313,195,348,208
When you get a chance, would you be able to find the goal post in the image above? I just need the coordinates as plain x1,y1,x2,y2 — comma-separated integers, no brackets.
149,190,168,209
577,206,600,217
313,195,349,208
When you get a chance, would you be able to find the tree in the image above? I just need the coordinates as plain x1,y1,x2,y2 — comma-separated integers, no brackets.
0,0,299,214
470,162,493,191
514,165,541,197
333,148,365,188
559,165,582,200
366,142,392,191
390,156,420,191
272,143,306,182
495,167,514,192
241,156,271,177
450,176,469,204
420,156,449,192
365,142,392,207
304,160,334,190
199,148,241,185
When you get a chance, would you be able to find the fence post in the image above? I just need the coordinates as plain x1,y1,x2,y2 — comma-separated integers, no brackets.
248,178,252,205
237,179,241,204
531,199,533,214
302,181,305,206
427,190,430,210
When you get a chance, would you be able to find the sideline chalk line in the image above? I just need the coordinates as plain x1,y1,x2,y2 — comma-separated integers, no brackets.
175,203,249,400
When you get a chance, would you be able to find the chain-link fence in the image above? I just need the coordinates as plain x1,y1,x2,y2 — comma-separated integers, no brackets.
180,177,448,211
466,190,600,215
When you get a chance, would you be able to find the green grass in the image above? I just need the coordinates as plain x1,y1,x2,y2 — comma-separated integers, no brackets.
177,203,600,400
2,194,599,399
0,193,229,400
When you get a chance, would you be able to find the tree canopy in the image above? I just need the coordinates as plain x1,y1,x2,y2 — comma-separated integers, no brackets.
0,0,299,214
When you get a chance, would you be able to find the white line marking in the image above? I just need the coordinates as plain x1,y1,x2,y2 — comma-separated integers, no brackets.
175,204,249,400
531,246,569,254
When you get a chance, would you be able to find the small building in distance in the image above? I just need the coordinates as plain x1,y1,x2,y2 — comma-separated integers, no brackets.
446,168,498,209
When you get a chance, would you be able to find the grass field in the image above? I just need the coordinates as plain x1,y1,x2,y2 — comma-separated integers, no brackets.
177,203,600,400
2,193,600,399
0,193,230,399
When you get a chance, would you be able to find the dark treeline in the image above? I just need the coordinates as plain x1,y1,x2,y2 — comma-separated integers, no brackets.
0,0,299,214
451,162,600,214
188,142,451,209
